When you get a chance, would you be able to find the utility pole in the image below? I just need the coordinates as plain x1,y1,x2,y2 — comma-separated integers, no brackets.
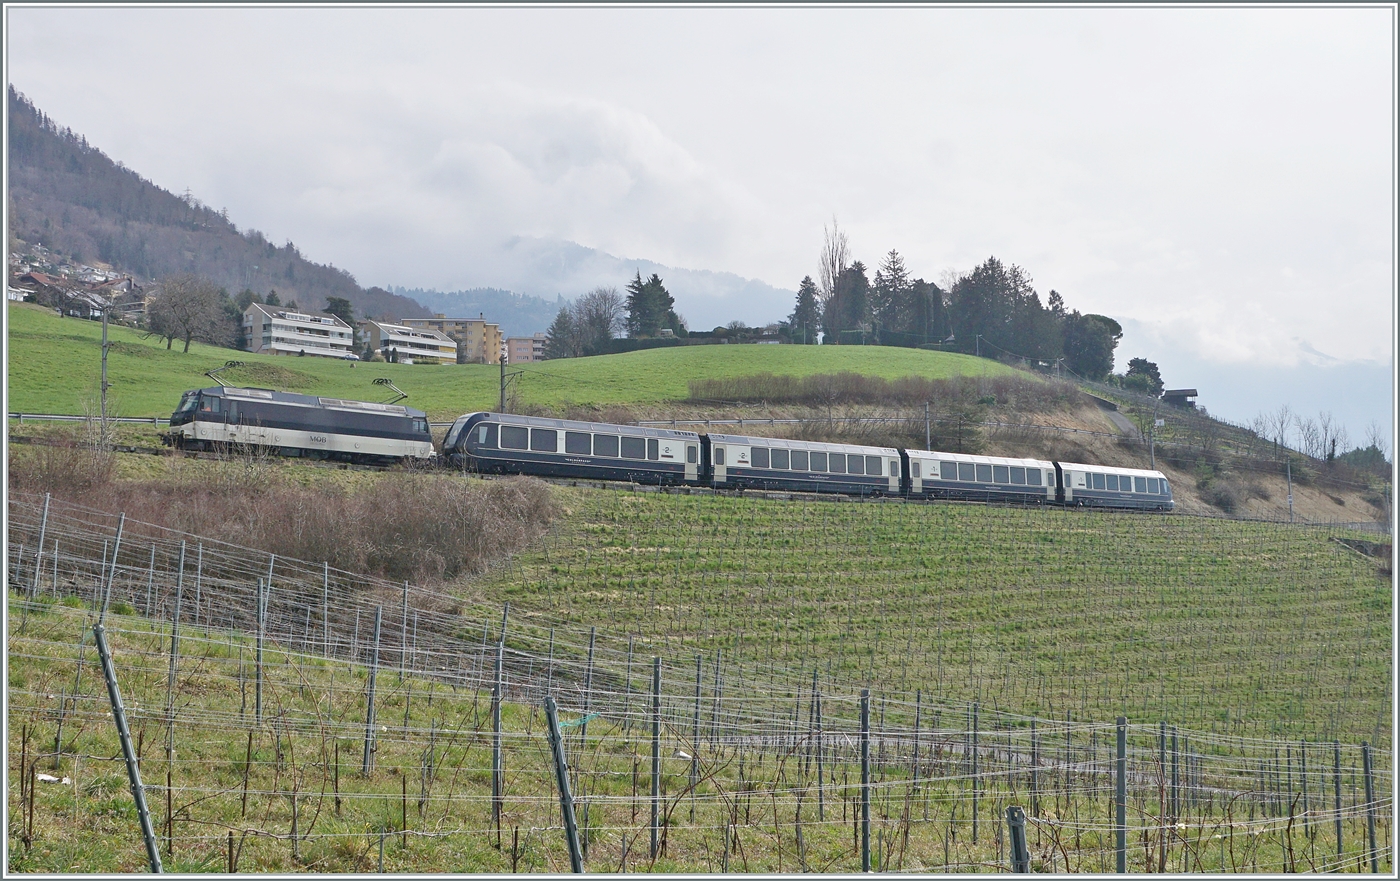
1149,396,1162,471
1286,459,1294,522
500,356,506,413
925,402,931,450
100,304,111,449
976,334,981,358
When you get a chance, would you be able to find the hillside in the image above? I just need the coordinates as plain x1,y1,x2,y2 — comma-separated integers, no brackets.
6,87,427,322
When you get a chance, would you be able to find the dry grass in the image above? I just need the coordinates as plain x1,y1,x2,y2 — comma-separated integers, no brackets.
8,440,555,584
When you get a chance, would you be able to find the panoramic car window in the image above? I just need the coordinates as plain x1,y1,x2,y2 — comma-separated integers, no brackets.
1092,473,1106,490
976,463,992,482
942,461,958,480
791,450,809,471
565,431,591,455
847,455,864,476
1028,469,1042,486
993,465,1009,483
771,449,790,470
621,436,646,459
958,462,975,481
867,456,883,475
1147,477,1159,494
501,425,529,450
810,451,827,472
1134,476,1147,493
751,447,770,468
594,434,620,457
828,453,845,473
1106,474,1119,491
1010,467,1025,485
530,429,558,453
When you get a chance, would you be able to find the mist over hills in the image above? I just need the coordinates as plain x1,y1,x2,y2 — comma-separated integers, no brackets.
390,286,568,339
6,86,429,322
447,235,798,333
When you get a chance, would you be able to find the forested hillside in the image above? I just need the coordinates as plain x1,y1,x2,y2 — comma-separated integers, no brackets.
6,86,428,321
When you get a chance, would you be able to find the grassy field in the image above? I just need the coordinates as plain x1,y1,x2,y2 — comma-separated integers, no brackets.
479,486,1391,748
5,303,1017,422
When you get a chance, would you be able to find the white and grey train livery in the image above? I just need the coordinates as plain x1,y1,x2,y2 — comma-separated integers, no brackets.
165,386,435,464
443,411,1174,511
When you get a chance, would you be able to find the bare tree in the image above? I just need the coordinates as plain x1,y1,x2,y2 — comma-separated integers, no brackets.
146,273,228,353
818,217,850,311
1266,403,1293,454
1365,419,1391,460
574,286,624,355
1294,415,1321,460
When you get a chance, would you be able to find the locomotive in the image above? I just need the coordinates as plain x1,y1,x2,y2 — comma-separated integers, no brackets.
442,411,1174,511
165,386,435,465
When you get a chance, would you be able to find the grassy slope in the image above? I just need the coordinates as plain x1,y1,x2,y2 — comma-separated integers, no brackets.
481,486,1391,746
5,302,1017,422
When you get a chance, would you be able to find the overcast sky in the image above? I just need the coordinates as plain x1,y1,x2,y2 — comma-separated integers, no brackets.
6,5,1395,446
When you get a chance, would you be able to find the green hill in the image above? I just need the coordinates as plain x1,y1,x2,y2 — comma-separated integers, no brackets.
5,302,1019,422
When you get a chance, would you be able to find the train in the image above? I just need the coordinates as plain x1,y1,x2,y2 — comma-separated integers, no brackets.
164,386,435,465
442,411,1175,511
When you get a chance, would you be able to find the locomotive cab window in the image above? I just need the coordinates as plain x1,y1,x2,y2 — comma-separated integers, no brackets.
565,431,591,455
594,434,620,457
530,429,558,453
646,438,660,460
500,425,529,450
621,436,646,459
1159,479,1169,495
751,447,770,468
772,449,790,470
791,450,809,471
199,397,222,414
413,419,428,435
810,452,827,472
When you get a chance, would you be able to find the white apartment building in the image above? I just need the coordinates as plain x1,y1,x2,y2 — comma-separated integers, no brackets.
359,320,458,365
243,303,355,358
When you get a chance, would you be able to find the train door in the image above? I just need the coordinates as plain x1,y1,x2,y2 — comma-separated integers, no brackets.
887,458,900,493
1053,462,1066,504
685,443,699,482
712,444,726,484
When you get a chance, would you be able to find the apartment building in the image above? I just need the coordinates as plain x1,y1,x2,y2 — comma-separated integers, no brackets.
243,303,355,359
401,314,502,364
505,333,548,364
359,320,458,365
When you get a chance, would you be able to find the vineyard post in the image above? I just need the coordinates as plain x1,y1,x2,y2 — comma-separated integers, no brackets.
29,492,49,599
164,542,185,763
493,633,505,848
98,514,125,624
815,690,825,821
1030,719,1039,818
711,650,722,747
623,635,633,733
93,621,163,873
362,605,382,776
691,654,702,793
399,582,409,683
322,563,330,659
1116,716,1127,874
1006,805,1030,873
545,696,585,873
144,546,155,615
861,689,871,872
1362,742,1377,873
1334,741,1343,859
1300,742,1310,831
194,544,203,629
912,689,921,795
651,656,661,860
546,627,555,697
972,702,980,844
255,578,265,725
580,626,596,753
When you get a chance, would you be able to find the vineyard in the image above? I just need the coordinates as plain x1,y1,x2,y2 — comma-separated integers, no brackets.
5,487,1392,873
